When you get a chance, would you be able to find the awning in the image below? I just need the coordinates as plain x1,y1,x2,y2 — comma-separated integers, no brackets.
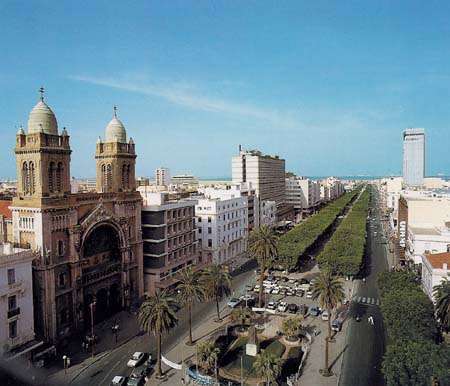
4,339,44,360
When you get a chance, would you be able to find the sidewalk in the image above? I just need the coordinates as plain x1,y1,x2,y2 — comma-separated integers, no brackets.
47,311,140,385
299,279,355,386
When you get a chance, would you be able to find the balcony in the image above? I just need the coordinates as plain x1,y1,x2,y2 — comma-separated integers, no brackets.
8,307,20,319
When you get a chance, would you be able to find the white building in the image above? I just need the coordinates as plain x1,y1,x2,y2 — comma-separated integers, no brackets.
285,176,321,218
407,226,450,265
232,147,290,219
403,128,425,187
155,167,171,187
421,251,450,302
171,174,198,186
0,243,40,359
260,200,276,227
195,192,247,265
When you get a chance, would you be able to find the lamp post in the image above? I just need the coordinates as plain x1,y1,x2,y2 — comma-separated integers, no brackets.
62,355,70,375
90,299,96,357
240,355,243,386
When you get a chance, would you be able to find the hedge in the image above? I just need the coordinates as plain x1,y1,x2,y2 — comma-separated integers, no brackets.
277,189,360,269
317,187,370,276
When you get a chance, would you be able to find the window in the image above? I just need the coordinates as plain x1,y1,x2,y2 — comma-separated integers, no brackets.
208,239,212,247
198,228,202,234
58,273,67,288
8,296,17,311
7,269,15,285
9,321,17,339
208,227,212,234
198,217,202,223
207,217,211,223
57,240,64,256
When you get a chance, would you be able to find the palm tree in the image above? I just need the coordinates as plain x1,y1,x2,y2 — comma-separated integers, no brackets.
196,339,220,375
231,306,254,332
176,266,206,345
311,270,345,376
433,279,450,332
253,349,282,385
202,264,232,321
138,290,178,378
281,316,303,341
248,225,278,307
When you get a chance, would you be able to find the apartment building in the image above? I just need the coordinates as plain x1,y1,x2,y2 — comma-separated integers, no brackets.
195,193,247,265
140,191,198,295
403,128,425,187
232,147,290,220
155,167,171,187
285,176,321,216
0,243,41,359
421,252,450,302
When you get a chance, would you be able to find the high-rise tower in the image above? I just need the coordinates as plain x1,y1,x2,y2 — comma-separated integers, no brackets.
403,128,425,187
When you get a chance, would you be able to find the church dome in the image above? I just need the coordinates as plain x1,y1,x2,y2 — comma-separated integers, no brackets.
105,107,127,143
28,100,58,135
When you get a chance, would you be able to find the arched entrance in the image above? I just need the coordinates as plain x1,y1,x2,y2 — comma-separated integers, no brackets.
81,223,123,327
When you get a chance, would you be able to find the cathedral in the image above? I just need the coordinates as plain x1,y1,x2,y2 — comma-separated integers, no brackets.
11,90,143,347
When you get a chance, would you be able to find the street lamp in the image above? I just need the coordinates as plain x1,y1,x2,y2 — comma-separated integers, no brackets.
62,355,70,375
111,320,119,343
90,299,96,357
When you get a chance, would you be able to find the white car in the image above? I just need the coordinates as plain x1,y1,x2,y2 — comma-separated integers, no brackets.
111,375,127,386
306,291,313,299
271,287,280,295
264,287,272,294
127,352,145,368
277,301,288,312
321,311,329,321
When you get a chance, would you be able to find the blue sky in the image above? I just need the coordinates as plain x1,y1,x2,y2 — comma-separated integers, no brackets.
1,0,450,179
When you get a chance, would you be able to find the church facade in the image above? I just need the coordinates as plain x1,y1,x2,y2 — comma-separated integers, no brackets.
10,91,143,346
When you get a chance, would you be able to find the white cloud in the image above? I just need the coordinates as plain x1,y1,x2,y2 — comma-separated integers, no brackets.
70,74,297,127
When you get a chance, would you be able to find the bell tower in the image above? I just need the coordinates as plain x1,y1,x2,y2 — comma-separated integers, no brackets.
95,107,136,193
15,88,71,199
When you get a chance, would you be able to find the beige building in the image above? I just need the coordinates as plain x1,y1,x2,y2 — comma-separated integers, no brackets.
10,92,143,348
139,190,198,295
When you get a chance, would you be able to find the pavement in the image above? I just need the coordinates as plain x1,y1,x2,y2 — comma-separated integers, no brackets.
339,187,387,386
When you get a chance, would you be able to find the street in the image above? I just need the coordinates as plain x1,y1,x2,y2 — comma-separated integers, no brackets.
339,187,387,386
69,267,254,386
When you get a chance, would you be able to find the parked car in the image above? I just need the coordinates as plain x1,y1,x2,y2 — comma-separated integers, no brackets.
227,298,242,308
306,291,313,299
111,376,127,386
309,306,321,317
127,352,146,368
126,374,145,386
299,278,309,285
321,311,330,321
331,318,343,332
288,278,296,284
267,301,277,310
287,303,298,314
277,301,288,312
271,287,280,295
240,295,255,307
296,289,304,297
286,288,295,296
264,287,272,294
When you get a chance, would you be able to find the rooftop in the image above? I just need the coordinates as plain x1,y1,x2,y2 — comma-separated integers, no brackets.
424,252,450,269
0,200,12,218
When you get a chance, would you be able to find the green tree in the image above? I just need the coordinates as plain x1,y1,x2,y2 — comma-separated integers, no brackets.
433,279,450,332
202,264,232,321
231,307,254,331
248,225,278,307
196,339,220,375
311,270,345,376
382,339,450,386
176,266,206,345
378,270,418,297
138,290,178,378
281,316,303,341
253,349,282,385
380,288,436,342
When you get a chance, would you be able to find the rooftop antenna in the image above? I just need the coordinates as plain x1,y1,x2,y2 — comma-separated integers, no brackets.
113,105,118,118
39,86,45,101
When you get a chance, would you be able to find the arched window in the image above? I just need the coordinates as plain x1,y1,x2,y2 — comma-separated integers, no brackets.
22,162,29,194
56,162,63,192
48,162,56,193
106,164,112,192
127,164,131,189
121,164,127,190
29,162,35,194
